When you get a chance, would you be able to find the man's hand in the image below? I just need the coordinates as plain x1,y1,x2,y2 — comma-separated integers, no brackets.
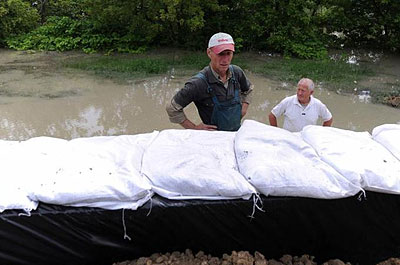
180,119,217,130
194,123,218,130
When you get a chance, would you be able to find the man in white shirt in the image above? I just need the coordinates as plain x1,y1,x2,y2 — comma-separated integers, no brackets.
268,78,333,132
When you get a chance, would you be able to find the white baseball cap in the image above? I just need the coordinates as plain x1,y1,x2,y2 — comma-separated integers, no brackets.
208,32,235,54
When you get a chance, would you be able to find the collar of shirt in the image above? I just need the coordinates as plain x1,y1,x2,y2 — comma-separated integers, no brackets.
209,64,232,88
293,95,314,109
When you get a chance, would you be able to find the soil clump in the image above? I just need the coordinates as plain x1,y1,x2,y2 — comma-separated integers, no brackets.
113,249,400,265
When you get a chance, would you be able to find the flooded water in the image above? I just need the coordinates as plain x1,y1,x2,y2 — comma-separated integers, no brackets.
0,49,399,140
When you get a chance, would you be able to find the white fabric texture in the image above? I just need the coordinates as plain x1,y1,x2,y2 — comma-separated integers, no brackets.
302,125,400,194
0,185,38,214
235,120,360,199
0,140,38,213
34,133,157,209
0,132,158,211
271,95,332,132
372,124,400,161
141,129,256,200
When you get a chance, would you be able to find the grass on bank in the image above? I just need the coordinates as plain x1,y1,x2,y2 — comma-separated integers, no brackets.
63,50,398,106
63,50,370,87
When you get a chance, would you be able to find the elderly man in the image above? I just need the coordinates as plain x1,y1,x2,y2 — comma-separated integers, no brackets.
166,32,253,131
268,78,333,132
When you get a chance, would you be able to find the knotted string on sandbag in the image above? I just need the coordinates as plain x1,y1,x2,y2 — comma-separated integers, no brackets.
122,208,131,241
249,193,265,220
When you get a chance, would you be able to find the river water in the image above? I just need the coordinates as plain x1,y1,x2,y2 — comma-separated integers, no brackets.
0,49,399,140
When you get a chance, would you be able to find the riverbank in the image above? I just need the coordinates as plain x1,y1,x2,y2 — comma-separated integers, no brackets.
1,48,398,107
60,48,400,107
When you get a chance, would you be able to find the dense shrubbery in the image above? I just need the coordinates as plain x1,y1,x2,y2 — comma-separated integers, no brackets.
0,0,40,46
1,0,400,58
6,16,146,53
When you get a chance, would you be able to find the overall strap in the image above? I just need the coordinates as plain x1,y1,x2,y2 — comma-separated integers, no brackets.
229,65,240,100
229,65,236,84
195,72,219,105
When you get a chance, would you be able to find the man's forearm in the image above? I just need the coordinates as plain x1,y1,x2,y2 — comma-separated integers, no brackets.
180,119,197,129
241,102,249,118
323,118,333,127
269,113,278,127
166,99,187,124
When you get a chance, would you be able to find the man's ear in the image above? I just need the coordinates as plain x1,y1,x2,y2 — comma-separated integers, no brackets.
207,48,212,59
310,90,314,95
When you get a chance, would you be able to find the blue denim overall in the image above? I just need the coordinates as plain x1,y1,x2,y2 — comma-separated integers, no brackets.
196,66,242,131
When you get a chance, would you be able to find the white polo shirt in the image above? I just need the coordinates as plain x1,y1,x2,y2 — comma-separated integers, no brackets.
271,95,332,132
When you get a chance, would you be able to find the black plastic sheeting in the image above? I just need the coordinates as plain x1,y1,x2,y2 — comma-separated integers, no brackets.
1,191,400,265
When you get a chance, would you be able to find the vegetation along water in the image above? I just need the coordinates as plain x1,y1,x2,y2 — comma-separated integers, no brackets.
2,0,398,104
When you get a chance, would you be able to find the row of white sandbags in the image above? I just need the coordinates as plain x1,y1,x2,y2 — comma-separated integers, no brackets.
236,120,400,199
140,121,400,201
0,132,158,213
302,124,400,194
0,129,256,213
1,120,399,213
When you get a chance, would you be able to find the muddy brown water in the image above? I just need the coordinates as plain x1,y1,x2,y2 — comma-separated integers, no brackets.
0,49,399,140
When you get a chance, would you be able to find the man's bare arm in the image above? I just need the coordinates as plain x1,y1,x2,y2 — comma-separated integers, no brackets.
269,112,278,127
241,102,249,118
323,118,333,127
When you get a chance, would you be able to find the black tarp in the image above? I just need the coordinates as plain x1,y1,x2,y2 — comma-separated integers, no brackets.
1,191,400,265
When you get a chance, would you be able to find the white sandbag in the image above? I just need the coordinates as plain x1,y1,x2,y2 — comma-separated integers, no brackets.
0,184,38,213
235,120,361,199
0,140,38,213
302,125,400,194
18,132,157,210
141,129,256,200
372,124,400,161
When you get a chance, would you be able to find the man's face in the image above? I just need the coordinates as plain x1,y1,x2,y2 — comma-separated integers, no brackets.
296,83,313,104
207,49,233,76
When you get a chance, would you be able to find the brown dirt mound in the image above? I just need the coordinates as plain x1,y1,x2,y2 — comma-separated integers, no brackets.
112,249,359,265
113,250,400,265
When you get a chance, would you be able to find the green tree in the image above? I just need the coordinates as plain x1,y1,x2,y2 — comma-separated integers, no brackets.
156,0,209,47
0,0,39,46
203,0,329,58
30,0,86,21
324,0,400,50
83,0,160,50
4,0,400,54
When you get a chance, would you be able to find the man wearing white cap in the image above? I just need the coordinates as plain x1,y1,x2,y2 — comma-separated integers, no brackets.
166,32,253,131
269,78,333,132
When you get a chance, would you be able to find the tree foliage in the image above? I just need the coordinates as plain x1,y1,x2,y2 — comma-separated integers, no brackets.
0,0,40,46
2,0,400,58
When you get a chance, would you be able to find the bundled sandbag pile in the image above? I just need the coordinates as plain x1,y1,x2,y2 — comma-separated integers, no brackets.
302,125,400,194
0,140,39,213
1,120,400,214
234,120,361,199
141,129,256,200
0,132,158,212
372,124,400,161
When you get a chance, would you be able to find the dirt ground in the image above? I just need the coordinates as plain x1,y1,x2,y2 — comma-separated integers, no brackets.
113,250,400,265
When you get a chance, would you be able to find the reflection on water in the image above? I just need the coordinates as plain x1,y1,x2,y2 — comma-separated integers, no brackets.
0,50,399,140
